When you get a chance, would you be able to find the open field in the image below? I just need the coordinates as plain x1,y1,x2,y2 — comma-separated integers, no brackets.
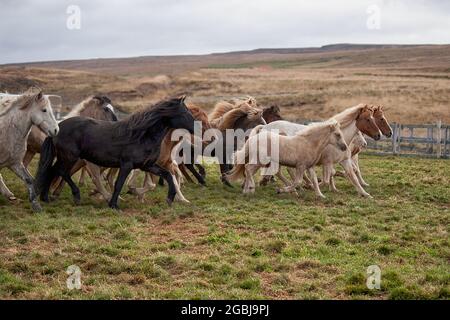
1,44,450,124
0,155,448,299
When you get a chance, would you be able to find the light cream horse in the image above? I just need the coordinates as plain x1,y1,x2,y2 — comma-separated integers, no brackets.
227,120,348,197
251,104,381,197
0,87,59,211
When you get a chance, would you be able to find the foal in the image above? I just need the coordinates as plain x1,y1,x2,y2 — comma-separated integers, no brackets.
227,120,348,197
35,97,196,209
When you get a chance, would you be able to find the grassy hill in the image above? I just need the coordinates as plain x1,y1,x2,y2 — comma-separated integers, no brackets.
1,44,449,123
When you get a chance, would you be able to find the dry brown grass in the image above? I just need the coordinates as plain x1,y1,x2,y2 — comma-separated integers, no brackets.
1,44,449,123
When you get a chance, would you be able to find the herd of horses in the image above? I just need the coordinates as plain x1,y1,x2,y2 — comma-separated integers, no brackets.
0,86,392,212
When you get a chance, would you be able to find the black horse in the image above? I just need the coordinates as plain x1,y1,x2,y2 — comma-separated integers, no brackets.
35,97,195,209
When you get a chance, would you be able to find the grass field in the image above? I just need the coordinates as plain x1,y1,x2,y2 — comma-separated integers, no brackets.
0,155,448,299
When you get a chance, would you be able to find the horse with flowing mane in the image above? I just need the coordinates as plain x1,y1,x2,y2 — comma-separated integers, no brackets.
49,96,119,201
35,96,196,209
0,87,59,211
208,99,266,186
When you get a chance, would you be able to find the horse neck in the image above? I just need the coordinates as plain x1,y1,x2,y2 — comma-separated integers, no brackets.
303,126,332,157
6,108,33,139
340,120,359,145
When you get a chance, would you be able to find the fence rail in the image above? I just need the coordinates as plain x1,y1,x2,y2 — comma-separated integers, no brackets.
292,119,449,159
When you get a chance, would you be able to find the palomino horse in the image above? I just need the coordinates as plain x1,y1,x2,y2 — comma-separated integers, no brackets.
208,99,266,186
227,120,348,197
35,97,196,209
0,87,59,211
251,104,381,197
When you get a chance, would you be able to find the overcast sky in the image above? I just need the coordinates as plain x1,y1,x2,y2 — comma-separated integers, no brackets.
0,0,449,64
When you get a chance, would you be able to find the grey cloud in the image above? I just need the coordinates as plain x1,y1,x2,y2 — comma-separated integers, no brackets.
0,0,449,64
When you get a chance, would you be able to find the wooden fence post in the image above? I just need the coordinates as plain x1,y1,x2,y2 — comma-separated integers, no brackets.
392,122,397,155
436,120,442,158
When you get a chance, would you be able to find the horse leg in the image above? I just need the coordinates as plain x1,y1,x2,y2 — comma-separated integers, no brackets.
220,163,233,187
85,162,112,202
22,150,35,169
54,161,82,205
308,167,325,199
0,173,16,201
178,164,194,184
340,159,372,198
353,154,369,187
185,163,206,185
51,159,85,197
109,164,133,210
78,167,87,186
243,164,259,194
276,170,291,187
144,164,177,205
277,166,304,196
196,164,206,179
172,168,189,203
126,169,140,194
9,163,41,212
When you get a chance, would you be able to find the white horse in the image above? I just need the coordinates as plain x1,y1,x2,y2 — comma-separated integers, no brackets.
0,87,59,211
227,120,348,197
251,104,381,197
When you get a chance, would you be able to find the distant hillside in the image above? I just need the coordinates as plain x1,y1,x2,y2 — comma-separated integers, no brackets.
3,44,449,76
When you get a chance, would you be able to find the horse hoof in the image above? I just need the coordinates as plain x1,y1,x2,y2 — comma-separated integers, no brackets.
108,203,120,210
166,198,173,206
32,202,42,212
8,196,17,202
74,198,81,205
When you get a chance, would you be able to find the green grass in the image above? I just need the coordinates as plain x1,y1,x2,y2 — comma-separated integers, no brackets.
0,155,448,299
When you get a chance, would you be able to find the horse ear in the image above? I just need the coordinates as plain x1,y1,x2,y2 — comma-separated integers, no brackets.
179,95,187,103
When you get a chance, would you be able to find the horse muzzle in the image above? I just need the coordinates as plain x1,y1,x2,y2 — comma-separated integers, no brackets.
47,126,59,137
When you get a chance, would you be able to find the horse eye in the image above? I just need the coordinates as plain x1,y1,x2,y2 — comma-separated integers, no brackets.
42,109,47,113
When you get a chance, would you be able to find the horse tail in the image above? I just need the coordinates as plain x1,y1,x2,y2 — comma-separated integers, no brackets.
34,137,56,194
226,140,250,182
249,124,265,137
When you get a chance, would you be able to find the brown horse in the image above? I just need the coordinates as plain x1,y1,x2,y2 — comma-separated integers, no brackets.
262,105,283,123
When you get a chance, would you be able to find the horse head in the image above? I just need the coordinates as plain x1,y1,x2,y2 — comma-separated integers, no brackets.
328,120,348,152
262,105,283,123
355,105,381,141
22,87,59,137
372,105,392,138
88,95,118,121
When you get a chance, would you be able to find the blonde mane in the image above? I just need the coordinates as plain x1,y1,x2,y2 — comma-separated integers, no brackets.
211,101,262,130
209,101,235,122
66,96,93,118
331,104,366,128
